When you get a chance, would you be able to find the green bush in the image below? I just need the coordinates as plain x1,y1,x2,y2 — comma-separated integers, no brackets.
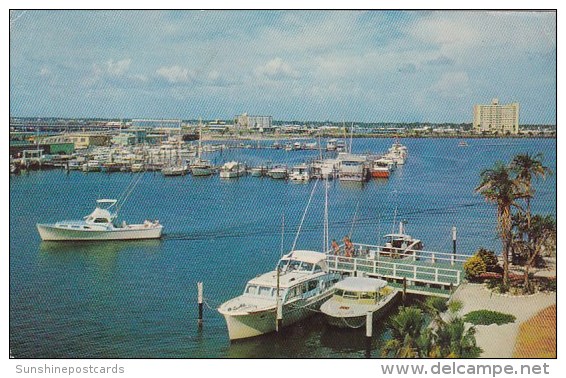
476,248,499,272
463,255,487,280
464,310,516,326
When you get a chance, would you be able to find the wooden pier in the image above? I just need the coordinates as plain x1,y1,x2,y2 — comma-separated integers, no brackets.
326,243,469,298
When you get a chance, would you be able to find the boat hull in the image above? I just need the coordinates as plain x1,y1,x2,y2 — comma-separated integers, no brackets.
371,170,390,178
220,291,334,341
269,171,287,179
36,224,163,241
322,291,400,328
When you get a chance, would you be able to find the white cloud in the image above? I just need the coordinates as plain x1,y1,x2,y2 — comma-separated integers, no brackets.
39,67,51,76
106,58,131,76
156,65,193,83
255,58,299,80
430,72,471,98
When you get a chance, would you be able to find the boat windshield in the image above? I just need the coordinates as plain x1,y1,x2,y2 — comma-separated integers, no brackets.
334,289,377,301
244,284,278,298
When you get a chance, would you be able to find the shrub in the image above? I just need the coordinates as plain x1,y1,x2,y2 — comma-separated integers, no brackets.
424,296,448,314
464,310,516,326
475,248,499,272
464,255,487,280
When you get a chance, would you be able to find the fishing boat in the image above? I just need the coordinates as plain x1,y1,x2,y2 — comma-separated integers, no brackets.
320,277,399,328
288,164,311,182
36,199,163,241
219,161,246,178
218,250,341,340
379,221,423,259
268,165,288,180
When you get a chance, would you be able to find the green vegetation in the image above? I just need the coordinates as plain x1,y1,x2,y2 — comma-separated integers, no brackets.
463,255,487,280
475,248,499,272
382,299,481,358
464,310,516,326
476,153,555,294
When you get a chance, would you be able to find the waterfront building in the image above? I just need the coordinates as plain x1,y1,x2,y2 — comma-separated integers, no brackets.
65,133,110,149
235,113,273,132
473,99,519,134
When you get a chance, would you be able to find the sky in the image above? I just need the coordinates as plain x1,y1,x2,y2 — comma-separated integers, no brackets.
9,10,556,124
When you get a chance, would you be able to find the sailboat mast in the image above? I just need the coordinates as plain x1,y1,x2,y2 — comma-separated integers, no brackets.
323,179,329,252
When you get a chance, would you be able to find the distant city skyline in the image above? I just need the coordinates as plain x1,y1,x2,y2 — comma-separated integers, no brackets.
10,10,556,124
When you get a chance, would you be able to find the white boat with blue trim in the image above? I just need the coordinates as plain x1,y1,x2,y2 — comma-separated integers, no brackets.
218,250,341,340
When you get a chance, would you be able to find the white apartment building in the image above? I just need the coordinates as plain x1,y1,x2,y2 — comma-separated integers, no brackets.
473,99,519,134
235,113,273,131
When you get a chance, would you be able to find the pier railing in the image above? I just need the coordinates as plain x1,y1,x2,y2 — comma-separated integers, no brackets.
326,243,467,288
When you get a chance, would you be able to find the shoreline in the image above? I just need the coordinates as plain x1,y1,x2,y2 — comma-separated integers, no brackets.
451,283,557,358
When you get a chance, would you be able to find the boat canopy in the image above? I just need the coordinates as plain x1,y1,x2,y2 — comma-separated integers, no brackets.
85,207,115,223
383,233,413,240
285,250,326,265
96,199,118,205
334,277,388,292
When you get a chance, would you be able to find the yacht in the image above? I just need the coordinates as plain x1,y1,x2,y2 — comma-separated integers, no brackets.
326,139,337,151
337,153,369,182
320,277,399,328
268,165,288,180
191,159,214,176
130,163,144,173
36,199,163,241
335,139,347,152
219,161,246,178
82,160,101,172
288,164,311,182
218,250,341,340
458,140,469,147
371,158,394,178
250,165,269,177
379,222,423,259
162,165,187,176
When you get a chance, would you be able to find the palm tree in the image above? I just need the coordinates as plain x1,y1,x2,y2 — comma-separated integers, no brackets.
510,153,551,229
381,307,426,358
476,162,522,286
445,317,480,358
521,214,556,292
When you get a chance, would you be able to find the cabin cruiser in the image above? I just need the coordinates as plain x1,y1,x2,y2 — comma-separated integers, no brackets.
379,222,423,259
371,158,394,178
218,250,341,340
320,277,399,328
162,165,187,176
250,165,269,177
190,159,214,176
337,153,369,182
288,164,311,181
36,199,163,241
326,139,337,151
268,165,288,180
219,161,246,178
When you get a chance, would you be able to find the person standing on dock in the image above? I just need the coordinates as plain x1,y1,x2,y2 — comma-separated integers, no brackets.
344,235,354,257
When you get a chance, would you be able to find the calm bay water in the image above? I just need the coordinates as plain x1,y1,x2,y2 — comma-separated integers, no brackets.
9,138,556,358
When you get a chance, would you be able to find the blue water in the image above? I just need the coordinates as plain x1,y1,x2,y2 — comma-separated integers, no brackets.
9,138,556,358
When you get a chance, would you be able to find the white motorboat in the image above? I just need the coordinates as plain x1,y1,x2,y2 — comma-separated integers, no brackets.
337,153,369,182
371,158,394,178
190,159,214,176
385,139,408,165
219,161,246,178
218,250,341,340
162,165,187,176
379,222,423,259
268,165,288,180
326,139,337,151
250,165,269,177
320,277,399,328
82,160,101,172
36,199,163,241
130,163,144,173
288,164,311,181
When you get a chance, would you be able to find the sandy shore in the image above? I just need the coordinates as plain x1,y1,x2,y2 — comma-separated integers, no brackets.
451,283,556,358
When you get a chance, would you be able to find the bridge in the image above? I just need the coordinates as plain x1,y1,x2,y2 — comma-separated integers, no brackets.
325,243,469,298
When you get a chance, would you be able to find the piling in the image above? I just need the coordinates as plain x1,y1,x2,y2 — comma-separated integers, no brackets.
276,299,283,333
197,282,204,326
402,277,407,304
365,311,373,358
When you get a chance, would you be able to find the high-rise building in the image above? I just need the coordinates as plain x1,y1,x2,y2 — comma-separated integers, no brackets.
235,113,273,131
473,99,519,134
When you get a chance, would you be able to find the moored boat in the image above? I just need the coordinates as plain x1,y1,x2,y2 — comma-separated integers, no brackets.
288,164,311,181
371,158,393,178
320,277,399,328
268,165,288,180
219,161,246,178
36,199,163,241
218,250,341,340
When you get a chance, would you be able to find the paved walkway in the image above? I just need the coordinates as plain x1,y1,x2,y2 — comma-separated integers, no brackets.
451,283,556,358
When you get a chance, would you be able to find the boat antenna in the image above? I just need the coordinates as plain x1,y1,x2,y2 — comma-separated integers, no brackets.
116,170,145,215
291,178,319,251
349,122,354,153
390,190,399,235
